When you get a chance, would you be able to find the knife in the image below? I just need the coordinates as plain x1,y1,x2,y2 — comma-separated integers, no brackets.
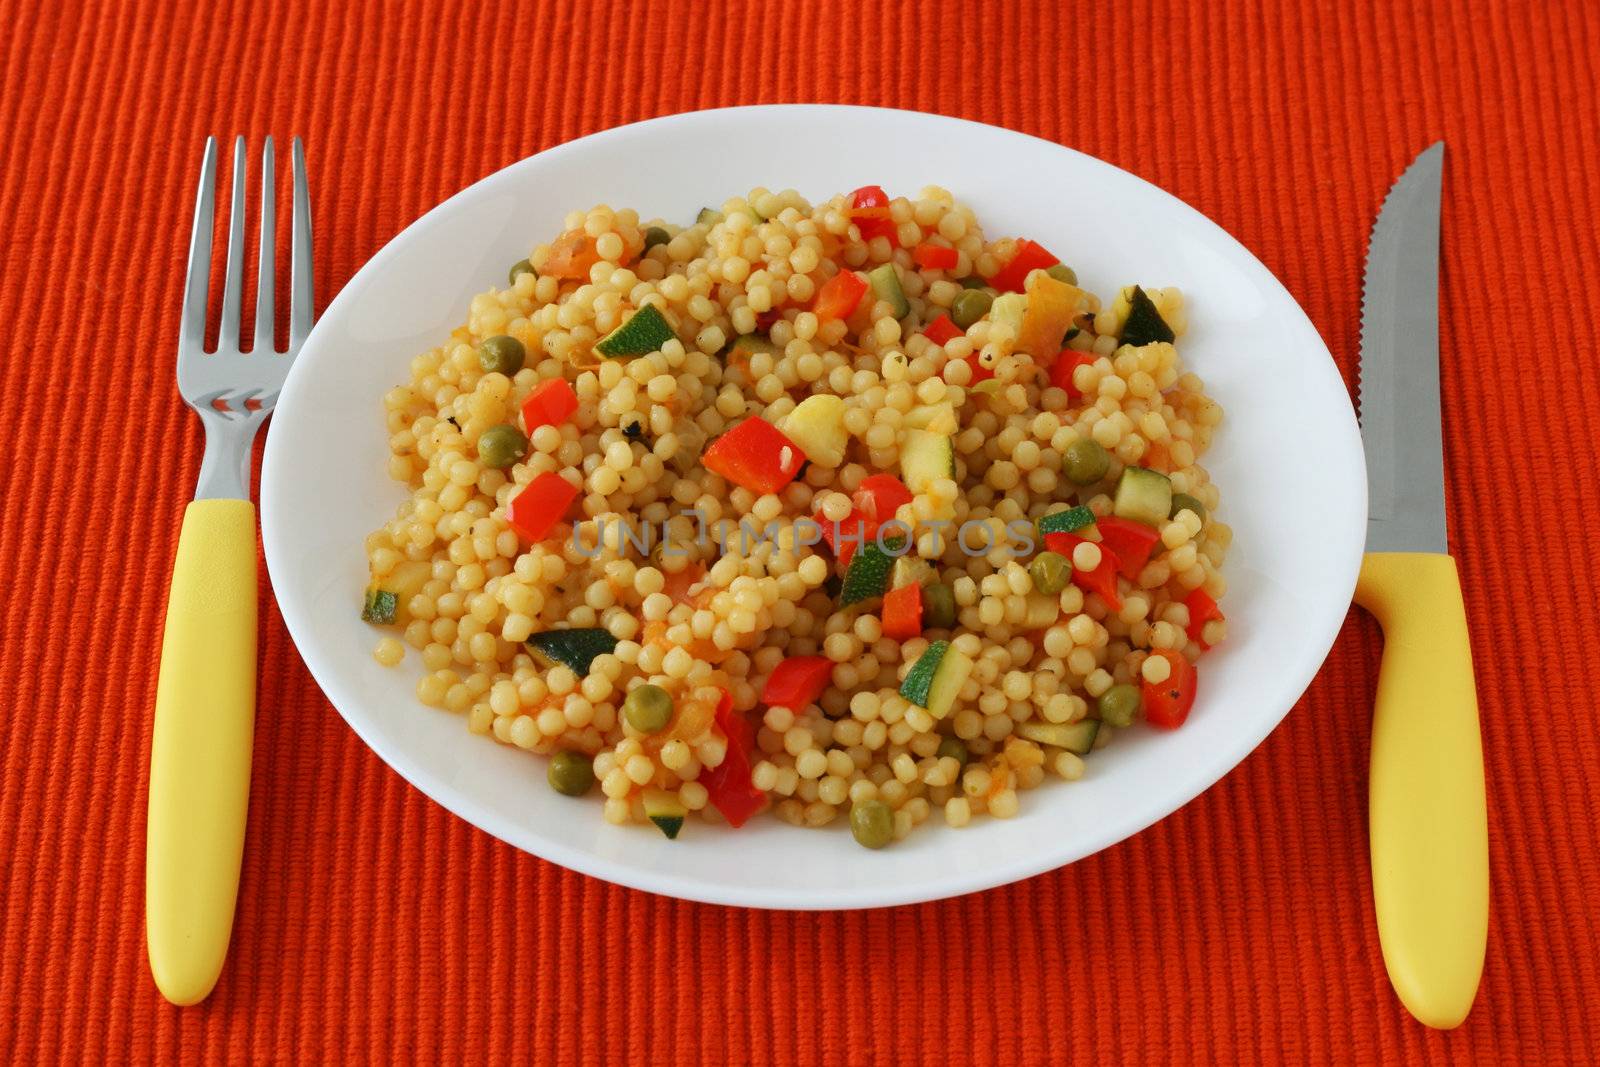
1353,141,1488,1029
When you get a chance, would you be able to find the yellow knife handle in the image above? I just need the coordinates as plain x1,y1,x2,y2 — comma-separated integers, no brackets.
1354,552,1488,1028
146,499,258,1006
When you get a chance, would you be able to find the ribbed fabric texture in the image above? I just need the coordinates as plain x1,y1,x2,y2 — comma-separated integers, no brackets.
2,0,1597,1062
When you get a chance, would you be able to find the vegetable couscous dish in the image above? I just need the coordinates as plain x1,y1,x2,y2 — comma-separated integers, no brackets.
361,185,1229,848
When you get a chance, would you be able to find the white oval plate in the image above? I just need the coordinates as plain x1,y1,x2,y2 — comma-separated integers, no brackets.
262,105,1364,909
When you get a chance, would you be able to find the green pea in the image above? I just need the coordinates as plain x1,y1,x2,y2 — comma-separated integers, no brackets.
1061,438,1111,485
508,259,535,286
623,683,674,734
1098,683,1142,728
477,334,526,376
1170,493,1207,523
850,799,895,849
642,225,671,250
922,582,957,630
936,736,969,767
477,424,528,469
950,288,994,329
1029,551,1071,595
548,750,595,796
1046,263,1078,286
958,275,989,290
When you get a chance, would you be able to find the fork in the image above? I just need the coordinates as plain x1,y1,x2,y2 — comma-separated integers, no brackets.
145,135,312,1006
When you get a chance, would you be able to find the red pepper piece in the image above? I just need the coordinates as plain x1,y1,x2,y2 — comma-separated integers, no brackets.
1184,588,1225,648
850,185,889,212
966,353,995,384
988,238,1059,293
520,377,579,431
814,270,869,322
1142,650,1197,728
1050,349,1096,398
849,185,900,247
912,243,959,271
1044,532,1123,611
761,655,835,710
698,689,765,828
881,584,923,640
702,418,806,494
922,314,962,346
754,307,783,332
507,471,578,542
1096,516,1162,580
852,473,913,526
813,507,871,566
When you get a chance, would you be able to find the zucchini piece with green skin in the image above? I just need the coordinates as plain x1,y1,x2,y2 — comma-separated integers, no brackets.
696,207,724,226
1120,285,1175,347
1112,466,1173,527
899,640,948,708
643,789,687,839
1016,719,1099,754
900,429,956,493
891,555,934,590
841,538,904,606
922,644,974,719
360,587,398,625
867,263,910,318
780,394,848,468
596,304,676,358
726,334,778,363
1037,505,1095,537
526,628,619,676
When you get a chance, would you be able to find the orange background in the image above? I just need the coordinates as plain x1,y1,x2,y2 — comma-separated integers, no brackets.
3,0,1598,1062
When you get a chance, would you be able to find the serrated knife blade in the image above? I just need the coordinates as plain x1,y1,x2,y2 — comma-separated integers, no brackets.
1360,141,1447,552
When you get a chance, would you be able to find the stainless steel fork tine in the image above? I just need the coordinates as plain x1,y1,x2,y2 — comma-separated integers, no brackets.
289,137,314,349
217,136,249,354
179,137,218,353
253,136,276,353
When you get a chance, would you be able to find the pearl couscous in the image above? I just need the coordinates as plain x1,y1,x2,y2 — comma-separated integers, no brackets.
361,184,1229,847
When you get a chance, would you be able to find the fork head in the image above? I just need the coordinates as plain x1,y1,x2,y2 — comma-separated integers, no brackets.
178,135,313,500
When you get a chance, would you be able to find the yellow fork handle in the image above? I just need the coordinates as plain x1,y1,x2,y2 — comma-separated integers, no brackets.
145,499,258,1006
1353,552,1488,1029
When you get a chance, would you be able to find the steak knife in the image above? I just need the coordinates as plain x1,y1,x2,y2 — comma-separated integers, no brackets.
1353,141,1488,1029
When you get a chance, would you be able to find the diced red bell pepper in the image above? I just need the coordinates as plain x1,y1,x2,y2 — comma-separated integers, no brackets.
922,314,962,346
814,270,869,322
1184,588,1225,648
520,377,579,431
761,655,835,710
849,185,900,247
814,507,871,566
912,243,959,271
698,689,765,828
882,583,923,640
988,238,1059,293
1044,532,1123,611
852,473,913,526
966,353,995,384
754,307,783,332
1142,650,1197,728
702,417,806,494
1096,516,1162,580
1050,349,1096,398
507,471,579,542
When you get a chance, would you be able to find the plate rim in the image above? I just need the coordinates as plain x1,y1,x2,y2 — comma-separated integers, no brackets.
261,103,1366,909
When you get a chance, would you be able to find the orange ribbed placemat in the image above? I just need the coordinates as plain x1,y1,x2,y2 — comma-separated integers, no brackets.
3,0,1598,1062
